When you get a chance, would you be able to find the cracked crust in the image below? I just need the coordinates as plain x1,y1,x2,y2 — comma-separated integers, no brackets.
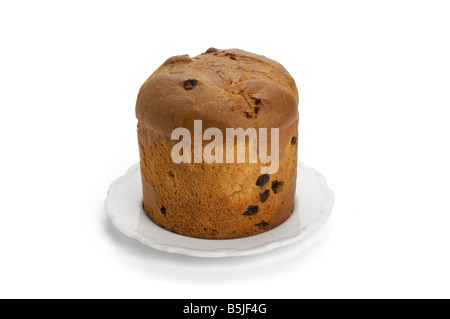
136,48,298,135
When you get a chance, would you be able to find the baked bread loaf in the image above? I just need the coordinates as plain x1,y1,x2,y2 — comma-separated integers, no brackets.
136,48,299,239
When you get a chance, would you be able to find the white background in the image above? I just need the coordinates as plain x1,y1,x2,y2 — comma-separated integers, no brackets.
1,0,449,299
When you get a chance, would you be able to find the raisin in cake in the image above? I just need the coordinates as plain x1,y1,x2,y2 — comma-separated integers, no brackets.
136,48,299,239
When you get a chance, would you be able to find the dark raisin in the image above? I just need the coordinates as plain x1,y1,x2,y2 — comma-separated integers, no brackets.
183,79,198,90
225,53,236,60
243,205,258,215
260,190,269,203
291,136,297,145
160,206,167,215
256,174,269,186
255,221,269,229
255,99,261,105
244,112,251,119
271,181,283,194
205,48,218,54
254,107,260,115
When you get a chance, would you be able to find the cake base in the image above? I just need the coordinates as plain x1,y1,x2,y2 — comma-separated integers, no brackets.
105,162,334,258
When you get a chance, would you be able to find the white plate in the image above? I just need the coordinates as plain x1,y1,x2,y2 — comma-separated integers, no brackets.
105,162,334,258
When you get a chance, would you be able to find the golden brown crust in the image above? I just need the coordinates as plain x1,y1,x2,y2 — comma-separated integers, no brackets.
136,48,299,239
136,48,299,135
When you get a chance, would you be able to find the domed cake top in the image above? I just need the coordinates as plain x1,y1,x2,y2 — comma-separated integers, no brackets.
136,48,298,135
